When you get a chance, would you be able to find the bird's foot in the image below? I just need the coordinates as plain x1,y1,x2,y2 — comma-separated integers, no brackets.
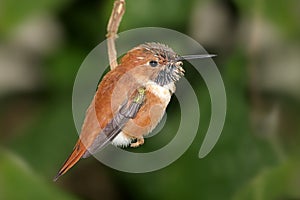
130,137,144,148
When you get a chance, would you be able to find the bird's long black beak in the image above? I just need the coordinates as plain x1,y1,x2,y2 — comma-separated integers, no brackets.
177,54,216,61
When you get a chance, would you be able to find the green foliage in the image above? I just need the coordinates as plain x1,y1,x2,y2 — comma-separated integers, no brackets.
234,0,300,39
0,0,71,37
1,0,300,199
234,159,300,200
121,0,194,31
0,148,77,200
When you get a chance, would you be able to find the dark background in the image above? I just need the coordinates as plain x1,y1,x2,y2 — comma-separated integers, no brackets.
1,0,300,199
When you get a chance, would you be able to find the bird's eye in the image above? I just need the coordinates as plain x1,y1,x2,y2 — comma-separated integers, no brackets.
149,60,158,67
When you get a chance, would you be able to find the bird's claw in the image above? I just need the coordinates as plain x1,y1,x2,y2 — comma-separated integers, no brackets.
130,137,144,148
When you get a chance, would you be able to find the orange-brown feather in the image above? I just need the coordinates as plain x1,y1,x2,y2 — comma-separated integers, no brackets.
53,140,86,181
54,64,143,181
54,48,162,180
122,90,166,138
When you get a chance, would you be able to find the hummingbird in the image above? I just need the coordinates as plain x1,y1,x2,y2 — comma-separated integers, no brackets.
53,42,214,181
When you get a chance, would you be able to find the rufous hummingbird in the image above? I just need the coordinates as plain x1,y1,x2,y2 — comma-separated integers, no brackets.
54,42,214,181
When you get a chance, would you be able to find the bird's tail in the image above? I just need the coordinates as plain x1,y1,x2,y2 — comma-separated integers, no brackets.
53,140,87,181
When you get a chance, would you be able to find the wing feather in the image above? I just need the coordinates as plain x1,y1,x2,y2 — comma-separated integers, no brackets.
82,87,145,157
54,67,144,180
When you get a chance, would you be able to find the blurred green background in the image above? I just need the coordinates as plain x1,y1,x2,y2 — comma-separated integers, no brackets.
1,0,300,199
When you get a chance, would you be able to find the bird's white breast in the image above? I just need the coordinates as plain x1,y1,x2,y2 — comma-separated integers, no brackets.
146,81,175,108
112,132,132,147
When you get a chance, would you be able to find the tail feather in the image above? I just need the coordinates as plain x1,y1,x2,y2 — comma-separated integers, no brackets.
53,140,87,181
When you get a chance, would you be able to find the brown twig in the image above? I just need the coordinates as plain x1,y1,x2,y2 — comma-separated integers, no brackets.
106,0,126,70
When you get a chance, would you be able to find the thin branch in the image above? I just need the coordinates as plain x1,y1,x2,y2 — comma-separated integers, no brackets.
106,0,126,70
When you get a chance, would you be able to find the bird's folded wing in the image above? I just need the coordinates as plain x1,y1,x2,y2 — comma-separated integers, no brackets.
82,87,145,157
